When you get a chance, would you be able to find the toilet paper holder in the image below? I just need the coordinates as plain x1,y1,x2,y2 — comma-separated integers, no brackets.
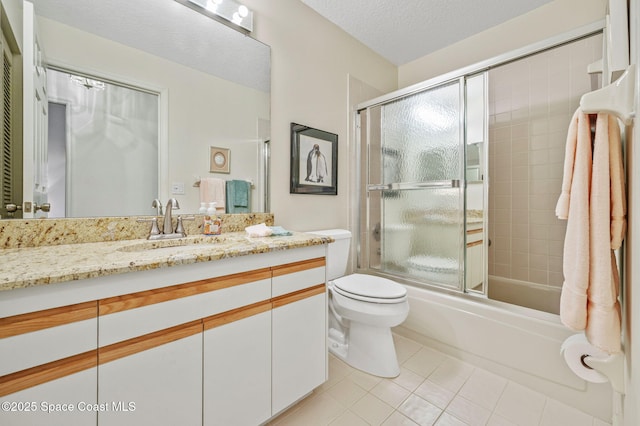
583,352,625,394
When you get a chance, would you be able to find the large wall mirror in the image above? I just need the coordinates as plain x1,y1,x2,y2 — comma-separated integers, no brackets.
1,0,270,219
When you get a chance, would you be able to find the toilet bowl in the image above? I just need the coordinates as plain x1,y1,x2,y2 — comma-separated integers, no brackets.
309,229,409,378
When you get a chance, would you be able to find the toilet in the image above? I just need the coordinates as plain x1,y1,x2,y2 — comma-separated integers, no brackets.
310,229,409,378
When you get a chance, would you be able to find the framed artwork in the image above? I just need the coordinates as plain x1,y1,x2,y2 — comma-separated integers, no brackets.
209,146,230,173
290,123,338,195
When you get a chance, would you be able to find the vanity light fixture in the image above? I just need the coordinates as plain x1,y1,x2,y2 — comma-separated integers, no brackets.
174,0,253,34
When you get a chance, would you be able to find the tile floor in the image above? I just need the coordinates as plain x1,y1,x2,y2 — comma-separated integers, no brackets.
269,334,611,426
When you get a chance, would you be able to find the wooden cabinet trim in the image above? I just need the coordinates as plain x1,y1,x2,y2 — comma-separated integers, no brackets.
272,284,326,309
466,228,483,235
99,268,272,316
271,257,326,278
0,350,97,397
0,301,97,339
203,300,272,331
98,320,202,365
466,240,483,248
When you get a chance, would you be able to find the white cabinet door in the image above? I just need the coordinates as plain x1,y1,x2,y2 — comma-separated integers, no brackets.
203,304,271,426
272,290,327,415
98,325,202,426
0,367,97,426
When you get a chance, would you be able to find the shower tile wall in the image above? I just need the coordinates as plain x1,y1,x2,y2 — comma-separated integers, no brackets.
487,35,603,290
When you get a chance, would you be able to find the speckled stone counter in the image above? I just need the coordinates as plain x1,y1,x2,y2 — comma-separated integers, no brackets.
0,213,332,292
0,231,331,292
0,213,275,249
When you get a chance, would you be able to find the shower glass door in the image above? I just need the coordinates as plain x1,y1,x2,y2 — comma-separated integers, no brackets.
359,79,465,291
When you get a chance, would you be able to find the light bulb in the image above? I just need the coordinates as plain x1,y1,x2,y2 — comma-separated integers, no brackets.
232,12,242,24
238,5,248,17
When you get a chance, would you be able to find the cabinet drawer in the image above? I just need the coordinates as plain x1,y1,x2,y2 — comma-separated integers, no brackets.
466,226,483,247
98,270,271,346
0,302,97,376
272,258,326,297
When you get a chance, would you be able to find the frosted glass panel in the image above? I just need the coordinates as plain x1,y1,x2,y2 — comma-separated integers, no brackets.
369,82,461,185
364,80,464,290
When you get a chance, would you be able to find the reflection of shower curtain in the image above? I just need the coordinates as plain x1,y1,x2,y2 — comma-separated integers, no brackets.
359,80,465,291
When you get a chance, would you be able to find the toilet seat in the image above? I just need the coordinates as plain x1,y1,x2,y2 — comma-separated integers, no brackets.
331,274,407,304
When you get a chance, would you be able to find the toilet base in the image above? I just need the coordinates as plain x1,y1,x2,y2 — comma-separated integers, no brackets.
328,322,400,378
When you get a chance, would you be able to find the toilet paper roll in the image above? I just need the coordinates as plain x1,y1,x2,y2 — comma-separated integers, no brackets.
561,334,609,383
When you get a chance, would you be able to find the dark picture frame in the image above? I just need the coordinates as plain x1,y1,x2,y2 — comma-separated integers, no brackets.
290,123,338,195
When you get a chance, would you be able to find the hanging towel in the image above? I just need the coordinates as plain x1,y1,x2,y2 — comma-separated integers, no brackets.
225,180,251,213
199,177,226,213
556,109,626,354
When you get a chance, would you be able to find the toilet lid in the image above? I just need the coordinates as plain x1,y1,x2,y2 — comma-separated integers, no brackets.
332,274,406,300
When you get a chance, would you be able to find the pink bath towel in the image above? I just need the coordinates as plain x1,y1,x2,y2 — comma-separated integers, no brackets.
199,177,226,213
556,109,626,354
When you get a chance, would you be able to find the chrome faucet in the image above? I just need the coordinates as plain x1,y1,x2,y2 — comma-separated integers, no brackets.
138,198,193,240
163,198,180,235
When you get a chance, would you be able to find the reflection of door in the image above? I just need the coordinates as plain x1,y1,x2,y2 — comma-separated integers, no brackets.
23,1,49,219
0,28,17,218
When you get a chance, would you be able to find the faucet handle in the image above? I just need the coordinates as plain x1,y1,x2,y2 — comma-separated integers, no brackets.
151,199,163,215
137,217,160,237
175,215,195,236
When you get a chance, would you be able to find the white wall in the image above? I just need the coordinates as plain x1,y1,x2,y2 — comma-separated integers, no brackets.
625,3,639,425
242,0,397,231
398,0,608,88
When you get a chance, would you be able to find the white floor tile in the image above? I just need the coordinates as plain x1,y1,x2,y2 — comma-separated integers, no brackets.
394,333,424,364
457,368,507,411
403,346,447,377
414,379,456,410
275,334,602,426
350,367,384,391
494,382,546,426
427,358,474,394
539,398,594,426
486,413,517,426
371,380,412,408
435,412,470,426
398,394,443,426
329,409,370,426
351,393,395,425
326,376,368,408
445,395,491,426
392,367,427,392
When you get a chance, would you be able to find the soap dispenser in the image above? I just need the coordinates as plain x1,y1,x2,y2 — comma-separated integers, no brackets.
203,202,221,235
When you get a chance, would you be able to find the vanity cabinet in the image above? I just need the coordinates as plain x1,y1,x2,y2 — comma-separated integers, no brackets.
0,245,328,425
98,324,203,426
0,303,98,426
271,259,327,415
203,303,272,425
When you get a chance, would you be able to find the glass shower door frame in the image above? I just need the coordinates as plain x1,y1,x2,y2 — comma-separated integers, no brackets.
357,77,467,293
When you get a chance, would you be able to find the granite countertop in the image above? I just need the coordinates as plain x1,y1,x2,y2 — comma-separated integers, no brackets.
0,231,331,292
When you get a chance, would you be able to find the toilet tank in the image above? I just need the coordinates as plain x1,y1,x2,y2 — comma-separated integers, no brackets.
308,229,351,281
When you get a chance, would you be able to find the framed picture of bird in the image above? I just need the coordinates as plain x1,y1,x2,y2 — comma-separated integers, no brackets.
290,123,338,195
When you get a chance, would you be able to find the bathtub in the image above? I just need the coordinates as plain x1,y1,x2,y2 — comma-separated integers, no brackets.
487,275,562,315
393,283,612,421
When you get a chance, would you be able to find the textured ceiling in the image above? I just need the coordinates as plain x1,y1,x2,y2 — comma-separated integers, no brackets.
300,0,554,65
30,0,270,92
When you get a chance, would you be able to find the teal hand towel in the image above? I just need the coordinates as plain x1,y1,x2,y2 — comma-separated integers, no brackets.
234,180,250,208
225,180,251,213
269,226,292,236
